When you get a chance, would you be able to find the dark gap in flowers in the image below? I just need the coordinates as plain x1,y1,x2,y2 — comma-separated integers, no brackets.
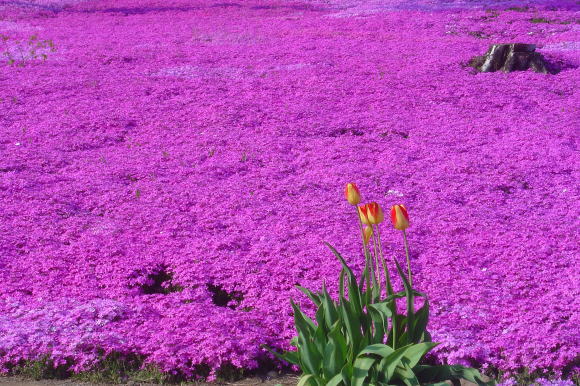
94,6,202,16
507,6,530,11
211,3,243,8
529,17,552,23
380,129,409,139
206,283,244,308
496,185,515,194
0,165,26,173
129,264,184,295
329,127,365,137
223,355,297,382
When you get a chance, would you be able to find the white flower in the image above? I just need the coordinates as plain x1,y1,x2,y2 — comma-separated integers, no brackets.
386,189,404,197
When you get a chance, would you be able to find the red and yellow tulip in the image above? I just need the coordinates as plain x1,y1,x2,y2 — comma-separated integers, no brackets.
358,204,371,225
390,204,409,230
367,202,384,225
344,183,361,205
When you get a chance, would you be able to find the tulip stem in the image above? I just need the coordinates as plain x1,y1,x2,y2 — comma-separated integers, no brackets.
376,226,397,349
376,226,393,297
371,225,381,298
402,230,412,287
356,208,372,295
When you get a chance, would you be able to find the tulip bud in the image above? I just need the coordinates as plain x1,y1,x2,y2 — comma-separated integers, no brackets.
366,202,384,225
344,183,361,205
358,204,370,225
363,226,373,245
390,204,409,230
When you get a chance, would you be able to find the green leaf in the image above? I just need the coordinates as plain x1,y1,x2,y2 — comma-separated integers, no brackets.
281,350,300,365
414,364,496,386
326,373,344,386
315,305,327,335
321,284,339,330
368,301,393,319
324,242,363,315
298,332,322,376
323,323,347,381
313,322,327,357
377,344,412,383
339,296,363,357
339,268,346,301
371,277,381,304
376,342,438,383
261,344,298,365
393,257,415,343
358,263,368,290
397,331,409,349
297,374,318,386
412,289,428,298
291,299,317,339
400,342,440,369
341,363,353,386
324,242,356,278
388,313,406,349
423,383,455,386
297,285,322,307
367,307,386,344
394,362,420,386
352,357,376,386
290,336,299,347
261,344,301,366
329,321,348,361
358,344,395,358
382,255,395,299
413,300,429,342
323,339,339,380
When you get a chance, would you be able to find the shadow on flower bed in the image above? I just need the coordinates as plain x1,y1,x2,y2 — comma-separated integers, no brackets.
207,283,244,309
128,264,183,295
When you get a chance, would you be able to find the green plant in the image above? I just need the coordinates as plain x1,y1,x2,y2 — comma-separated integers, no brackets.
263,183,495,386
10,354,72,380
71,352,171,384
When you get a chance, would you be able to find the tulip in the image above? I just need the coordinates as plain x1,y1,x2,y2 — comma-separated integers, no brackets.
363,226,373,245
367,202,384,225
344,183,361,205
358,204,370,225
390,204,409,230
391,204,412,286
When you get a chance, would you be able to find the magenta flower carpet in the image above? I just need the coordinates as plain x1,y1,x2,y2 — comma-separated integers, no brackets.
0,0,578,382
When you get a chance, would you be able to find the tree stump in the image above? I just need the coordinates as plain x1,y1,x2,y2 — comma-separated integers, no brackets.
468,43,553,74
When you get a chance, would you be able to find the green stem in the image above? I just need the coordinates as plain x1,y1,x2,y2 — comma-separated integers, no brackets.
402,230,412,287
376,227,393,297
371,224,381,297
356,208,372,296
376,228,396,349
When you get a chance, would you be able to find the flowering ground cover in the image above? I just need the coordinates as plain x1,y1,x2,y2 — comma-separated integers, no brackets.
0,0,578,383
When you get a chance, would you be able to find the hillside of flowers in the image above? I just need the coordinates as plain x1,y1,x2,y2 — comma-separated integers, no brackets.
0,0,578,383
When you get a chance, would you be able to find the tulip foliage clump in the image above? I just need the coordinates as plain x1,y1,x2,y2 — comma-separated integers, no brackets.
265,184,494,386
